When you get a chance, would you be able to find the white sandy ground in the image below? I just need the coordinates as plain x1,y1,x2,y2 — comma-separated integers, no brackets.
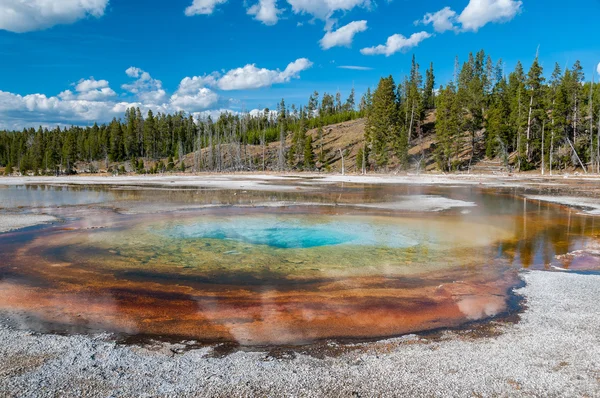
111,196,478,215
0,175,311,192
0,214,57,233
0,173,583,191
526,195,600,215
0,271,598,397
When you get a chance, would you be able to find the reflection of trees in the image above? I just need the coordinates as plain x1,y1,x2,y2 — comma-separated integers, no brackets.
498,203,598,269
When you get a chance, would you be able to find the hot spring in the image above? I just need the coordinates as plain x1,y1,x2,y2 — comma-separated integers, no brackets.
0,181,598,345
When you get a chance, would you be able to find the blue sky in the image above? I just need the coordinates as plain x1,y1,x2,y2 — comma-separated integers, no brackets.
0,0,599,129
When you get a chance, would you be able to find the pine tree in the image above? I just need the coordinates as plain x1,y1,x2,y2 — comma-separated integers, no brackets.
508,61,527,167
144,110,156,159
485,78,511,163
345,88,356,112
423,62,435,110
367,76,402,168
524,57,546,166
109,118,124,162
304,134,315,169
435,83,461,170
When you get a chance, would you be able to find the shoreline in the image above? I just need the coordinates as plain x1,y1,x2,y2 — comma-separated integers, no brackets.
1,270,598,397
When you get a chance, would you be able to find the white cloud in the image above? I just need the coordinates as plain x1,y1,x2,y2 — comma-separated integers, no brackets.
0,90,123,128
286,0,370,21
122,67,167,103
247,0,282,25
77,87,117,101
0,59,314,128
216,58,313,90
185,0,228,16
125,67,143,78
75,78,109,93
361,31,432,56
320,20,367,50
170,88,219,112
0,0,109,33
338,65,373,71
597,62,600,76
176,74,219,94
56,78,116,102
458,0,522,32
416,7,457,33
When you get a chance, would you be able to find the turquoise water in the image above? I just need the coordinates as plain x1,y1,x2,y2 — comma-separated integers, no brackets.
160,216,421,249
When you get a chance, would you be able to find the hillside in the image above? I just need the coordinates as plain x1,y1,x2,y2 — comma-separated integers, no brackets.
168,113,503,175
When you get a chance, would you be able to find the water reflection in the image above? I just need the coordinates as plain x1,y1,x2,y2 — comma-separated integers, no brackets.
0,183,598,345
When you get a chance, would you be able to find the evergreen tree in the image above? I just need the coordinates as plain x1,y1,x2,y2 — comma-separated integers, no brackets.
524,56,546,166
144,110,156,159
367,76,402,168
304,134,315,169
423,62,435,110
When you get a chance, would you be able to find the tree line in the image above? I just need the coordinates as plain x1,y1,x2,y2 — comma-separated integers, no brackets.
0,89,362,175
365,50,600,173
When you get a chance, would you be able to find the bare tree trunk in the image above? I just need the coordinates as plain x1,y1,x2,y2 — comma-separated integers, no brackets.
541,120,545,175
597,113,600,174
526,95,533,161
550,99,555,176
590,74,594,171
566,136,587,173
260,117,265,172
362,143,366,175
208,127,213,171
339,149,345,175
550,130,554,176
517,89,522,171
408,101,415,144
217,125,222,172
278,123,285,171
574,96,578,142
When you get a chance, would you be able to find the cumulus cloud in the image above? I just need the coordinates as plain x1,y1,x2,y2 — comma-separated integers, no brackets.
170,88,219,112
0,0,109,33
216,58,313,90
185,0,228,16
416,7,457,33
72,78,116,101
75,77,109,93
122,67,167,103
597,62,600,76
0,58,315,129
320,20,367,50
415,0,522,36
176,74,220,95
56,78,116,102
0,90,123,128
458,0,522,32
247,0,282,25
361,31,432,56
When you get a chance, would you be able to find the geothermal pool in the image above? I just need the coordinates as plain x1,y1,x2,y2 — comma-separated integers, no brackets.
0,181,598,345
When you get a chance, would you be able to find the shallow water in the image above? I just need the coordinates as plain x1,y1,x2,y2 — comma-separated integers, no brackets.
0,181,598,345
